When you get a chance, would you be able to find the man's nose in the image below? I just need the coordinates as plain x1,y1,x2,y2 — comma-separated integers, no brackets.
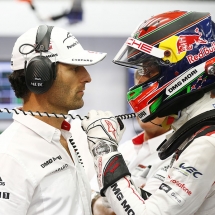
138,75,149,84
81,67,92,83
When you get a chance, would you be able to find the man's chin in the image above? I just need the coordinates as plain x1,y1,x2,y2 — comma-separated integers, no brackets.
72,101,84,110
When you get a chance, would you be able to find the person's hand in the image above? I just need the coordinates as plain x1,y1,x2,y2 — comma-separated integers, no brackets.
82,110,130,196
91,190,114,214
140,183,145,189
92,196,116,215
82,110,125,158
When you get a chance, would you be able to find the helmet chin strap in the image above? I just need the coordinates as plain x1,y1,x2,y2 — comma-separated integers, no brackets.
150,120,162,127
149,114,179,129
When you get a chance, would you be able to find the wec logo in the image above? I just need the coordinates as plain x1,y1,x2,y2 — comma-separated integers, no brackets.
179,163,202,178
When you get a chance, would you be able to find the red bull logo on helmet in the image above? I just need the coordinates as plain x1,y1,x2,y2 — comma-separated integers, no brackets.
186,42,215,64
177,28,208,54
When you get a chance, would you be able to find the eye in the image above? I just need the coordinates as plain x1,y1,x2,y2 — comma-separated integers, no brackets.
73,66,79,72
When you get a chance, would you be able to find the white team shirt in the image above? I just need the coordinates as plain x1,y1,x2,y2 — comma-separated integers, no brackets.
0,113,92,215
66,113,95,181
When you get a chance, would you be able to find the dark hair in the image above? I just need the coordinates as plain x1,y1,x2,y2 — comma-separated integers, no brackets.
8,69,30,99
8,63,58,99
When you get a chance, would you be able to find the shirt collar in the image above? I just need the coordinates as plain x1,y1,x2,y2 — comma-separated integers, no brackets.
13,111,71,142
132,131,145,145
132,129,174,154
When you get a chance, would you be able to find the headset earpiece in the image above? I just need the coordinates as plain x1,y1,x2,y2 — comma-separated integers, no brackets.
25,56,55,94
24,25,55,94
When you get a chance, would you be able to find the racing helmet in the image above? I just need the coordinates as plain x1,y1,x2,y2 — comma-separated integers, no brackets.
113,10,215,122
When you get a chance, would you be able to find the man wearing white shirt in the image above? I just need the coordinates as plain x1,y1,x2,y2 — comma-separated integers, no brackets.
0,24,107,215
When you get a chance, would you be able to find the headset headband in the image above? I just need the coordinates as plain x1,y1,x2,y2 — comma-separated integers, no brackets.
35,25,53,52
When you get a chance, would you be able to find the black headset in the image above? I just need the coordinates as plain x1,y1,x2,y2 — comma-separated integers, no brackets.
22,25,56,94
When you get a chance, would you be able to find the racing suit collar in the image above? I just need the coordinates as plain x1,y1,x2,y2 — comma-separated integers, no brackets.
172,92,215,131
147,129,174,154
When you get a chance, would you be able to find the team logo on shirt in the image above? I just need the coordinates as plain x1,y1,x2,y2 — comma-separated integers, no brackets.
0,178,10,200
159,183,172,193
0,192,10,200
153,165,170,181
159,183,185,206
179,163,202,178
154,173,165,182
40,155,62,168
173,163,202,178
168,175,192,196
52,164,68,174
161,165,170,172
0,177,5,186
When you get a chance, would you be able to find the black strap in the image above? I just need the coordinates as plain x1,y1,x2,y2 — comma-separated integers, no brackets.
157,109,215,160
101,154,131,197
179,125,215,157
35,25,54,52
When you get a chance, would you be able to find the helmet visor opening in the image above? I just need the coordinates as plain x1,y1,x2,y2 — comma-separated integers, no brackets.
132,56,161,88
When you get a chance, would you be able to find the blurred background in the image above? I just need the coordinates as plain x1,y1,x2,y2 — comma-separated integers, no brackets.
0,0,215,142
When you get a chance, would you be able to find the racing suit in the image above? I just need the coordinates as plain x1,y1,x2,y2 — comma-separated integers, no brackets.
119,129,173,190
0,112,92,215
104,92,215,215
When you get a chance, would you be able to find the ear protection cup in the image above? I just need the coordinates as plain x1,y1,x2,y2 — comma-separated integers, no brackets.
25,56,56,94
25,25,55,94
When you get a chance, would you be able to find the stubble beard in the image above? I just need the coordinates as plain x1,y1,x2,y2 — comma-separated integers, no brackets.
69,96,84,110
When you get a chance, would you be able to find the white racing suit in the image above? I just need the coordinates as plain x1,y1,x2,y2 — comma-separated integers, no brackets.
104,92,215,215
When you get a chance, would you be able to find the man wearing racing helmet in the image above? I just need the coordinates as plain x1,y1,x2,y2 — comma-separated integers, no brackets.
82,10,215,214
